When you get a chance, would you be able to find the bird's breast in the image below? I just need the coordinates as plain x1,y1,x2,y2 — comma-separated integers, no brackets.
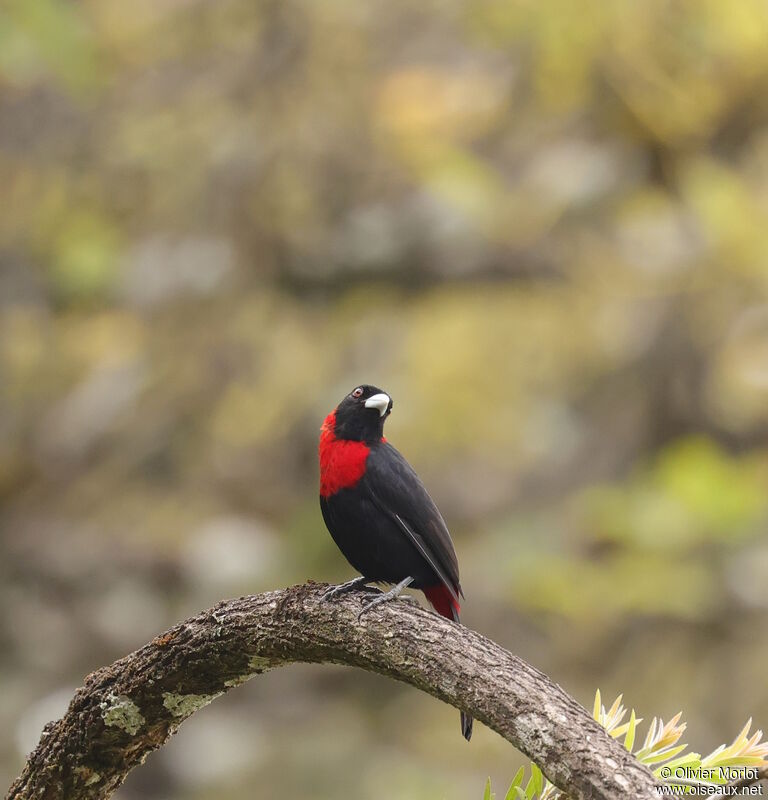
319,416,370,498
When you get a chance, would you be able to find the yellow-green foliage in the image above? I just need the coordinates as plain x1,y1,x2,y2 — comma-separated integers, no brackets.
484,690,768,799
511,437,768,622
5,1,768,797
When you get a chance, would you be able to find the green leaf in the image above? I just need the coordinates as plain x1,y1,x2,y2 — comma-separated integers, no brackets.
504,767,526,800
523,763,544,799
531,763,544,795
625,709,637,752
524,778,535,799
714,756,767,768
593,689,602,722
644,743,689,766
492,691,768,800
662,753,702,774
484,777,493,800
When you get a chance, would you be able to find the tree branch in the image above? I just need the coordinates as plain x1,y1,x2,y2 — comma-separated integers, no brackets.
6,582,662,800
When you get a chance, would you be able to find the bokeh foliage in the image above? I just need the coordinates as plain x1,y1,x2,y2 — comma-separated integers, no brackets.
2,1,768,798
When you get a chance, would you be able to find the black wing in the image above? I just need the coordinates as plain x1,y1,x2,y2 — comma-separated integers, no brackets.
362,441,462,603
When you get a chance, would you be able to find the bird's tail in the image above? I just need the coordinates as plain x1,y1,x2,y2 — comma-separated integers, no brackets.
423,585,474,742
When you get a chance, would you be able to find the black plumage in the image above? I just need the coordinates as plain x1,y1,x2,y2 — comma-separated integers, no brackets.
319,384,472,741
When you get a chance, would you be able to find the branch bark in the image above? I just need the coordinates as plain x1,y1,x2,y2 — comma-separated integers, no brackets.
7,582,662,800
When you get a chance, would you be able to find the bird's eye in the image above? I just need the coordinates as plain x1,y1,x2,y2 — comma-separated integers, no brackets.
351,387,364,398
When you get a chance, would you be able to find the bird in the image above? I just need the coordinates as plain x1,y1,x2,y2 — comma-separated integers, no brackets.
318,384,473,741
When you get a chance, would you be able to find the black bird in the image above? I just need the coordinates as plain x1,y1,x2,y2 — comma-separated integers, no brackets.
318,384,472,741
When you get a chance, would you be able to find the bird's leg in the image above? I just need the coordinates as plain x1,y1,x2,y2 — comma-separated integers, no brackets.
320,576,373,602
358,576,414,619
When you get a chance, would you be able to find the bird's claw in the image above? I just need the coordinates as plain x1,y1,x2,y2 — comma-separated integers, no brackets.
320,576,372,602
356,576,415,621
357,595,388,621
357,593,416,620
320,585,345,602
398,595,420,606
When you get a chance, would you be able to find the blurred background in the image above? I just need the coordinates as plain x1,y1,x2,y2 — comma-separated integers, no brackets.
3,1,768,798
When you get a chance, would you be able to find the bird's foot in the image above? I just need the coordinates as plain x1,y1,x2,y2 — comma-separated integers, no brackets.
397,595,420,606
320,576,372,602
358,576,414,620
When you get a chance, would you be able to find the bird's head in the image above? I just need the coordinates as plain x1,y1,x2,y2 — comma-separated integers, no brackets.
332,384,393,442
